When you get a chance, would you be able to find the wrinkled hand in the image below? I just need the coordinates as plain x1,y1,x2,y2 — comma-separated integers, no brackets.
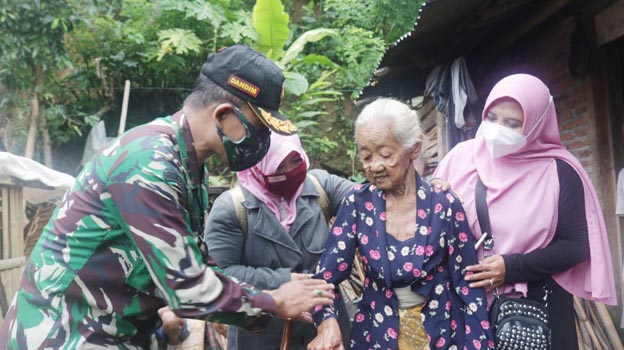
265,279,335,322
308,318,344,350
158,306,186,345
430,177,452,191
465,254,506,292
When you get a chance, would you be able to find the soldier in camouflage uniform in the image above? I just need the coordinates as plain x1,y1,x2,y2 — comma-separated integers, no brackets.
0,45,335,349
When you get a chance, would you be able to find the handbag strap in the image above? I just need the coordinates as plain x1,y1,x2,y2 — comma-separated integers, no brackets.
475,176,495,252
475,176,552,303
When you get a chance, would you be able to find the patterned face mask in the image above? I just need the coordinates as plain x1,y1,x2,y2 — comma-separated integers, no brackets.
217,106,271,171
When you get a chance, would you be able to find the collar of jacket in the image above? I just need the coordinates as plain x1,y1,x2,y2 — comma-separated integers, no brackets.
171,110,205,187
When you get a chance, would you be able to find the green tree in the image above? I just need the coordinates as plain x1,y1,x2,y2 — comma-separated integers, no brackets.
1,0,425,178
250,0,344,165
0,0,75,165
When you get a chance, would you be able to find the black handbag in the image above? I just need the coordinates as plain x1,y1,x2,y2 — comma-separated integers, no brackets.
475,177,552,350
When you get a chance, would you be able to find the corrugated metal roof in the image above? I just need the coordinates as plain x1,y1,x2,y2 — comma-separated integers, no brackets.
357,0,557,99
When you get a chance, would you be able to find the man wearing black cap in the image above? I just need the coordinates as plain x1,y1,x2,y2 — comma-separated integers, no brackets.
0,45,334,350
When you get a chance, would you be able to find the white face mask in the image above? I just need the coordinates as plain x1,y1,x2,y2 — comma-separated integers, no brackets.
481,120,527,159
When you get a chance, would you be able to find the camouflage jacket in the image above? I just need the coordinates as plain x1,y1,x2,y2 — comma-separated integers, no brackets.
0,112,277,349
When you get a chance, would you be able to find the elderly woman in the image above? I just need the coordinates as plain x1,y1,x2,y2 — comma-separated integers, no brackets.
308,98,493,350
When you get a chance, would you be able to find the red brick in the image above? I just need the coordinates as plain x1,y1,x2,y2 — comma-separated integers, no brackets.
573,125,589,137
560,131,575,141
565,138,590,150
550,72,570,85
567,95,586,108
569,83,587,96
563,117,586,129
573,105,588,115
577,148,591,158
558,110,573,122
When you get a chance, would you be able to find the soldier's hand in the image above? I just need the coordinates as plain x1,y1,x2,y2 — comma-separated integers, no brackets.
265,279,334,322
157,306,187,345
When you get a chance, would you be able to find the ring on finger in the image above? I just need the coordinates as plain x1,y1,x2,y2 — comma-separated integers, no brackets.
488,278,494,287
314,289,323,297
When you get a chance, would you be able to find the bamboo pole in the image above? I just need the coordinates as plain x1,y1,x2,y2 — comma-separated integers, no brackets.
118,80,131,136
575,318,587,350
574,297,603,350
594,302,624,350
585,301,610,349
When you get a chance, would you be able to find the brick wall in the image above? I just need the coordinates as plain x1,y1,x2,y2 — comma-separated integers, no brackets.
477,17,624,332
477,17,596,179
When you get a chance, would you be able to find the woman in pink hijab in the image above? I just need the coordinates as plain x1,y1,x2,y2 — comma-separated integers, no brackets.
204,132,354,350
434,73,616,350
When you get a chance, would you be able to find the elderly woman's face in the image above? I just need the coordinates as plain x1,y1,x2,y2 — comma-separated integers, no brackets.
357,120,412,190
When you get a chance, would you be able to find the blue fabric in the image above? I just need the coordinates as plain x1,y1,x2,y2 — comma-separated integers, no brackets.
313,176,494,350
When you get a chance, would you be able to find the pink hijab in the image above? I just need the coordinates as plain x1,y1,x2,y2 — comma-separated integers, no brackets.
435,74,616,305
237,132,310,232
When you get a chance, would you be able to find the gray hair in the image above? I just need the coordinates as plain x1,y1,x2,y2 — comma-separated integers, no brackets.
354,98,423,148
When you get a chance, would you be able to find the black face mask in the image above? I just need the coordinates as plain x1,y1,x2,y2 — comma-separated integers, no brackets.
216,106,271,171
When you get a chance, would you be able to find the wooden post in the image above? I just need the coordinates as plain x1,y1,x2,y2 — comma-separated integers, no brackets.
436,110,447,159
118,80,131,136
2,187,9,260
595,302,624,350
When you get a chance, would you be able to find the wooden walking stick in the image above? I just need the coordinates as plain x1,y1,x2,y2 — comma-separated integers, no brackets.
280,319,294,350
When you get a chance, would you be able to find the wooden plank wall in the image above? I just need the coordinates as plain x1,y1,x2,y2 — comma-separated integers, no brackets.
0,185,25,324
417,97,446,177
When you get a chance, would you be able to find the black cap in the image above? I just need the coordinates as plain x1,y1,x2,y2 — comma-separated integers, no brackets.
201,45,297,135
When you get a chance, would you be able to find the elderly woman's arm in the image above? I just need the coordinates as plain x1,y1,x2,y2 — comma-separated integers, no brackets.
311,192,359,325
446,193,494,349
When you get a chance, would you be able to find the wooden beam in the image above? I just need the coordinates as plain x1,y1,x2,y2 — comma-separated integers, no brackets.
0,176,17,187
1,187,9,260
483,0,572,59
436,110,447,159
478,0,536,21
595,0,624,45
0,176,55,190
0,257,25,271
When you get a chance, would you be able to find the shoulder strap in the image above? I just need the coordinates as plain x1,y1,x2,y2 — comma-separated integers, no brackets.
475,176,495,251
229,186,248,240
307,174,330,223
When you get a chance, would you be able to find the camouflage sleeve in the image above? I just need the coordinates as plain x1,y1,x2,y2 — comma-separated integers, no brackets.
105,149,276,331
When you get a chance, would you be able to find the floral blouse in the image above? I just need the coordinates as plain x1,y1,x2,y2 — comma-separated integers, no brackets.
312,175,494,350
